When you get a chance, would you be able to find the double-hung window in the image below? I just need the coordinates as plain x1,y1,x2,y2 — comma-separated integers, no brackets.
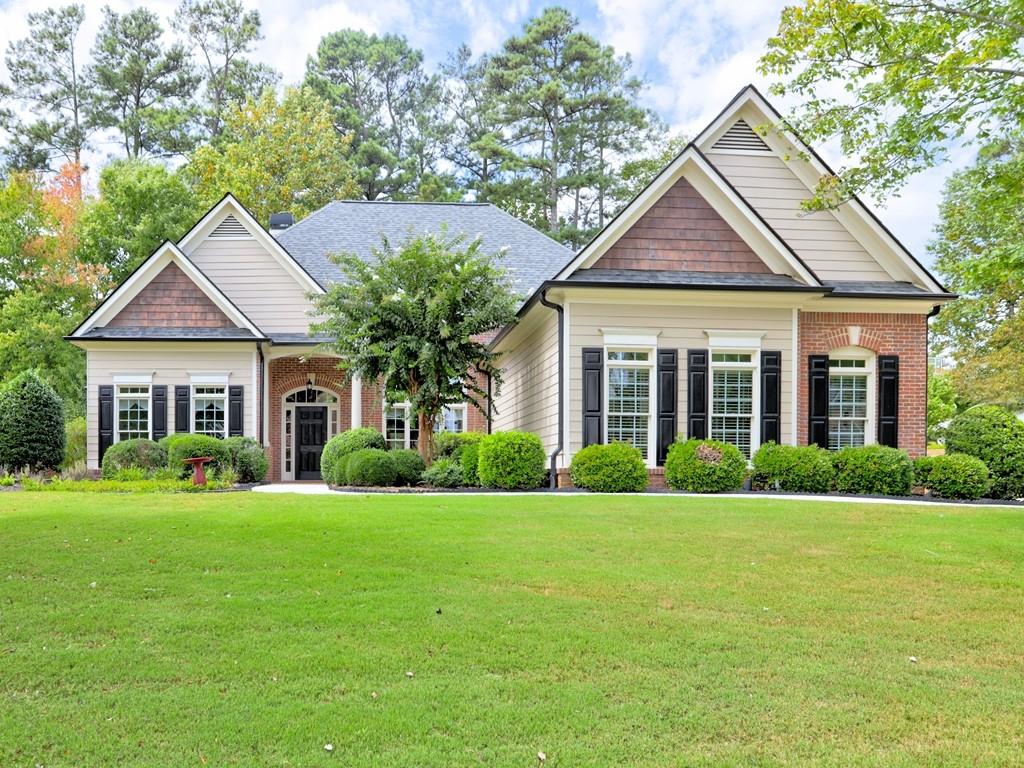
193,386,227,438
437,405,467,434
385,404,421,450
605,349,655,462
116,385,151,442
710,352,756,458
828,357,872,450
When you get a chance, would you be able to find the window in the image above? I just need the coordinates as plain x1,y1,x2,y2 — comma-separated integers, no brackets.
385,404,420,450
437,405,466,434
193,386,227,438
828,357,872,450
710,352,756,458
116,385,150,442
605,349,654,461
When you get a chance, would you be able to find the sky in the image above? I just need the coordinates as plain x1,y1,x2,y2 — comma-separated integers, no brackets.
0,0,977,264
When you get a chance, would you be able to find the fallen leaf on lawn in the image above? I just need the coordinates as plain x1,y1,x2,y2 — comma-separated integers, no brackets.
908,656,918,663
406,671,414,678
324,743,334,753
371,691,378,699
538,751,546,762
89,582,97,589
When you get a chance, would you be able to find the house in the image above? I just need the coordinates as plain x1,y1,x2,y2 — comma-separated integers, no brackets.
68,86,955,484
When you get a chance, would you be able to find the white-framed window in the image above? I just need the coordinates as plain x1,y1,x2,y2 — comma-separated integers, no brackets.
192,385,227,438
828,350,875,450
437,404,467,434
604,348,656,464
116,385,151,442
709,351,758,458
384,404,421,450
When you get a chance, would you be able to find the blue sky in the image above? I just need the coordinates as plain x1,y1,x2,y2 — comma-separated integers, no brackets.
0,0,975,264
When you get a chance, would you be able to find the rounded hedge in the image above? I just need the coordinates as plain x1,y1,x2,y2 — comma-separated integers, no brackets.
345,448,397,487
460,442,481,486
0,371,65,473
477,431,546,490
570,442,648,493
912,455,936,488
224,436,268,483
925,453,991,500
391,449,426,486
945,405,1024,499
101,438,168,479
664,439,746,493
166,434,232,479
422,458,464,488
751,442,834,493
321,428,387,485
434,431,485,461
832,444,913,496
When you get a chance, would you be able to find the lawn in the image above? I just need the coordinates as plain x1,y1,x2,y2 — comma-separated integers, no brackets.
1,493,1021,767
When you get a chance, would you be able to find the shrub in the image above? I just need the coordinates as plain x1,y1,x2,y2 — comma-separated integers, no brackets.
664,439,746,493
110,466,149,481
0,371,65,473
344,448,397,487
391,449,425,486
925,453,991,500
570,443,648,492
912,456,937,487
751,442,834,493
224,436,268,483
946,406,1024,499
460,442,481,486
422,458,464,488
832,445,913,496
0,473,14,487
63,416,87,469
166,434,232,479
477,431,546,489
101,439,168,479
321,428,387,485
434,431,485,460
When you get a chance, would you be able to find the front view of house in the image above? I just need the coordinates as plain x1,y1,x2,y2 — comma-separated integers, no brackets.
69,86,954,483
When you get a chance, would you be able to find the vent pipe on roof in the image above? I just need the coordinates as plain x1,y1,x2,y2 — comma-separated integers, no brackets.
269,212,295,236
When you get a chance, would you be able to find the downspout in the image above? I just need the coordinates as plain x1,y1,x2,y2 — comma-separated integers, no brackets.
539,289,564,489
486,371,493,434
257,342,265,444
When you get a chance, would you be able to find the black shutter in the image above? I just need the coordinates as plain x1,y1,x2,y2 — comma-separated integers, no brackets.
656,349,678,465
174,385,190,434
808,355,829,448
760,351,782,445
228,385,244,437
582,348,603,448
152,385,168,441
98,385,114,462
878,355,899,447
687,349,708,439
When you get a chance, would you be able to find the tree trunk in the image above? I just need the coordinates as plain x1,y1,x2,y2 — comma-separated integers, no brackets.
417,410,435,464
549,112,559,231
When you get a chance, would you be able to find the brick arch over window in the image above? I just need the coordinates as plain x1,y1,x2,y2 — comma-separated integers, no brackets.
821,326,885,354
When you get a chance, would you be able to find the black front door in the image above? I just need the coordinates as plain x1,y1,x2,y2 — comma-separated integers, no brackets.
296,406,328,480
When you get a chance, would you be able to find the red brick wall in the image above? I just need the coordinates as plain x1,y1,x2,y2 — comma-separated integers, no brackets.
797,311,927,457
108,262,235,328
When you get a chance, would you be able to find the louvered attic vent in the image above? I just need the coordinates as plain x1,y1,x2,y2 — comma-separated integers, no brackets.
209,214,252,238
711,119,771,152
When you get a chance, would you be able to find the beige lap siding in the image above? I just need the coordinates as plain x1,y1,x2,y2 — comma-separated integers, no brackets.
567,303,794,459
797,311,927,457
86,344,256,469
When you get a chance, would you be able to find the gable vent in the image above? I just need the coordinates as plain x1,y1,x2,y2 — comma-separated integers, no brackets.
712,119,771,152
209,214,252,238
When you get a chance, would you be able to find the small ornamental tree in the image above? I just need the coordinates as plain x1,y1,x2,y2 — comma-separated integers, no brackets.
313,230,518,461
0,370,65,472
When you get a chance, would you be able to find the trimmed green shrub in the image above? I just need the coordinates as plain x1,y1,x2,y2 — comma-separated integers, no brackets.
344,448,397,486
664,439,746,493
224,436,268,483
434,431,485,460
460,442,481,486
166,434,232,479
946,406,1024,499
832,445,913,496
477,431,546,490
751,442,834,493
101,438,168,479
912,456,937,487
422,458,464,488
321,428,387,485
0,371,65,472
392,449,426,486
925,453,991,500
1,473,16,487
570,443,648,493
63,416,87,469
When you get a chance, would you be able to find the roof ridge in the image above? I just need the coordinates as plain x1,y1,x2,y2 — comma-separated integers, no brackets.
331,199,490,206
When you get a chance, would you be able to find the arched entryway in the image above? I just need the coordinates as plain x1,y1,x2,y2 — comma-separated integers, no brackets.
281,387,340,481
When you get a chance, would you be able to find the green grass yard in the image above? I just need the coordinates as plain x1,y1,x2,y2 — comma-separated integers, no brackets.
1,493,1022,767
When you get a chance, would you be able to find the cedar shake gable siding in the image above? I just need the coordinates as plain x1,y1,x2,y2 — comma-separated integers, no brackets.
592,177,771,274
106,262,236,329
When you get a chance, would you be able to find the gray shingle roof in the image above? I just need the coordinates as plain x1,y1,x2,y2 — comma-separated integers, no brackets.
268,332,335,345
78,326,261,340
563,269,818,290
824,280,947,296
276,201,574,301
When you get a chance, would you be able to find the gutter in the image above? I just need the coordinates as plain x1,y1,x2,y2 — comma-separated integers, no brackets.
257,342,266,444
538,289,564,489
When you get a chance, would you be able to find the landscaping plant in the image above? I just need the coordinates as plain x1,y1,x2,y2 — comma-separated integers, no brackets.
945,405,1024,499
0,371,65,473
570,443,648,493
831,445,913,496
391,449,426,486
165,434,232,479
100,438,168,479
224,436,269,483
925,453,991,500
344,448,398,487
477,431,546,489
421,458,464,488
320,428,387,485
459,442,481,486
751,442,834,493
664,439,746,493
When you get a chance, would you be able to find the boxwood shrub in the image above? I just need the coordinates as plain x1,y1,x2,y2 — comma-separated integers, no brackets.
422,458,464,488
321,428,387,485
664,439,745,493
570,443,648,492
224,436,268,483
345,448,397,487
0,371,65,473
434,431,485,461
831,445,913,496
750,442,834,493
391,449,426,486
166,434,232,479
912,455,936,488
477,431,546,490
100,438,168,479
945,405,1024,499
459,442,481,486
925,453,991,499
